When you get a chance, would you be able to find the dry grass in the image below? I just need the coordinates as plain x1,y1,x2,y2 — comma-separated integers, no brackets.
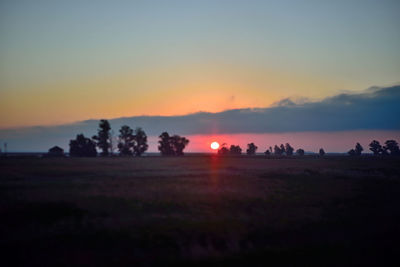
1,156,400,266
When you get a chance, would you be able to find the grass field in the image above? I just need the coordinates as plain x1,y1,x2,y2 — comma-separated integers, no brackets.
1,156,400,266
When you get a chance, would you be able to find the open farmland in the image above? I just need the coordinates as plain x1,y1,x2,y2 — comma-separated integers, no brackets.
1,156,400,266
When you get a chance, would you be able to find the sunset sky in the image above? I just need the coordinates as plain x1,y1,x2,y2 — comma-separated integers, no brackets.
0,1,399,153
1,0,399,128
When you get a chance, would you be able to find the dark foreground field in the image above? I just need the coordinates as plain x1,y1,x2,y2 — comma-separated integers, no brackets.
1,156,400,266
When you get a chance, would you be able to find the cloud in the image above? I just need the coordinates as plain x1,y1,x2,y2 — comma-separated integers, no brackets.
0,85,399,151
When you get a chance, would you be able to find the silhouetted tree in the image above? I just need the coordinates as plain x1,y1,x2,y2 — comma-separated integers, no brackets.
348,142,363,156
92,119,111,156
384,140,400,156
118,125,134,156
133,127,148,156
285,143,294,156
218,146,230,155
171,135,189,156
369,140,383,156
274,145,283,155
230,145,242,155
296,148,305,156
319,148,325,157
348,149,356,156
158,132,174,155
246,143,258,155
69,134,97,157
264,147,272,156
158,132,189,156
280,144,286,155
355,143,363,156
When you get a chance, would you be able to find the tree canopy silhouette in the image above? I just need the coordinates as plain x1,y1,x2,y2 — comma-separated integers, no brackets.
369,140,382,156
118,125,135,156
355,143,363,155
69,134,97,157
246,143,258,155
285,143,294,156
384,140,400,156
348,142,364,156
133,127,148,156
230,145,242,155
217,145,230,155
158,132,189,156
274,145,283,155
92,119,111,156
319,148,325,157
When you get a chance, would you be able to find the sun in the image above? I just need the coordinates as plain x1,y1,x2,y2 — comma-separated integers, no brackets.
211,141,220,150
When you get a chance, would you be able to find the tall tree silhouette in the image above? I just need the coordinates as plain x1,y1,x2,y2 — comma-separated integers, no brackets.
274,145,283,155
118,125,134,156
285,143,294,156
355,142,363,156
158,132,174,156
280,144,286,155
133,127,148,156
92,119,111,156
369,140,382,155
246,143,258,155
69,134,97,157
319,148,325,157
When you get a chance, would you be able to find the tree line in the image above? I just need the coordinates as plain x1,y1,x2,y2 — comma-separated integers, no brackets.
217,140,400,157
68,120,189,157
66,119,399,157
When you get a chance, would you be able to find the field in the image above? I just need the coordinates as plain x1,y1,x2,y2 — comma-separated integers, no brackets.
1,156,400,266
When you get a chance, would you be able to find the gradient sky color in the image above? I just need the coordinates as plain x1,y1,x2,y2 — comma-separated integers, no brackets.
1,0,400,128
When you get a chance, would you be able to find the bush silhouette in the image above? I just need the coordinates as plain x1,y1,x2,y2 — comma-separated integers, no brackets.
296,148,305,156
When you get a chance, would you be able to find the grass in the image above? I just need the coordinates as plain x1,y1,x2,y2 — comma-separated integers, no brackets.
1,156,400,266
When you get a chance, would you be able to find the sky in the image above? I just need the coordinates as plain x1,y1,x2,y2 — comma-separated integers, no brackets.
0,1,399,152
1,0,400,129
1,85,399,152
